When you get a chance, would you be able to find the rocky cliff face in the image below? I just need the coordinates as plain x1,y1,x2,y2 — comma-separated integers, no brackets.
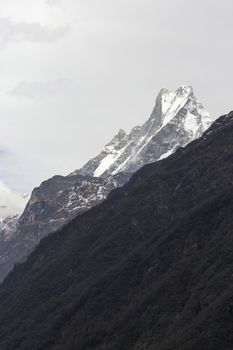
0,85,212,282
19,172,128,239
0,172,130,282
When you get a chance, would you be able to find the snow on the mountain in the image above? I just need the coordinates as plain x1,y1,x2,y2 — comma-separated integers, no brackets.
111,135,148,175
161,86,191,127
94,154,117,177
112,86,193,171
159,149,175,160
184,111,200,137
112,155,132,175
131,134,154,160
94,144,128,177
196,102,212,129
160,89,175,114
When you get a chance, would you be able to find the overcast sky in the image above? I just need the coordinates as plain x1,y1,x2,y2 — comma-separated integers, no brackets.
0,0,232,193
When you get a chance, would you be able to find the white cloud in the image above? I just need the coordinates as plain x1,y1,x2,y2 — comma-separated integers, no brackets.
0,17,70,45
8,79,76,100
0,180,27,218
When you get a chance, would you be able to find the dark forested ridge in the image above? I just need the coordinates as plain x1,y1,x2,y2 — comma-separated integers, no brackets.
0,112,233,350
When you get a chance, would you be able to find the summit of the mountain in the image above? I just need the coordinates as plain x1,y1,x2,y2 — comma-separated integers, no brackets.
77,85,211,177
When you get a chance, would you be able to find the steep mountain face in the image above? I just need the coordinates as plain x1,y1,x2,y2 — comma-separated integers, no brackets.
19,172,128,238
0,111,232,350
0,172,130,282
77,85,211,176
0,85,211,282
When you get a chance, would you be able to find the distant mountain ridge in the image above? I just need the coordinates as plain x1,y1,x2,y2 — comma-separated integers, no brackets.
0,85,212,282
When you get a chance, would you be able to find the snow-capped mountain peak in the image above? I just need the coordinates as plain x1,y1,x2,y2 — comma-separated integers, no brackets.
159,88,175,114
160,85,192,126
77,85,212,177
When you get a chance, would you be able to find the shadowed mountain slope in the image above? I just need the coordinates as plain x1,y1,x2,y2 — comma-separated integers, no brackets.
0,112,232,350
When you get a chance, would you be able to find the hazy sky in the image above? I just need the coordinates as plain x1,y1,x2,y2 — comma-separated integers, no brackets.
0,0,232,192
